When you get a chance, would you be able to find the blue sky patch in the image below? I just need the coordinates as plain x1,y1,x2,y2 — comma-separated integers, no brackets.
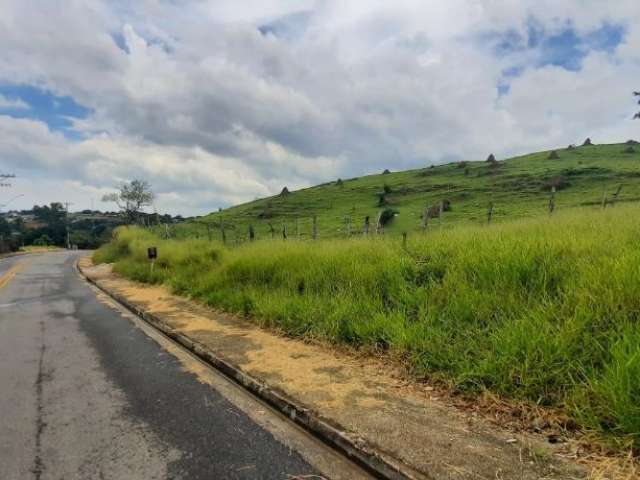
488,20,626,97
0,84,91,138
111,32,130,54
258,10,312,41
488,20,625,72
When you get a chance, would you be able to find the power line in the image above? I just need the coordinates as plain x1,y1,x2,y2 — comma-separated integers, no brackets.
0,173,15,188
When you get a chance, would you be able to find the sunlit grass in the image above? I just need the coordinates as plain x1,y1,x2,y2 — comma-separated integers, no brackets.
95,204,640,450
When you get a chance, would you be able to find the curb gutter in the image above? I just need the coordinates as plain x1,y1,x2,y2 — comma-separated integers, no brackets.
77,260,429,480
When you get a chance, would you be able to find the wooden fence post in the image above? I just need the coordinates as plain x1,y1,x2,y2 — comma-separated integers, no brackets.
282,222,287,240
312,216,318,240
221,222,226,244
344,215,351,237
487,202,494,224
248,224,255,242
611,185,623,206
549,186,556,214
364,216,370,235
375,210,383,235
402,232,407,249
601,186,607,209
421,207,429,232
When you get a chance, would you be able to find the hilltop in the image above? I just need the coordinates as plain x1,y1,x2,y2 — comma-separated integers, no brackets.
195,141,640,239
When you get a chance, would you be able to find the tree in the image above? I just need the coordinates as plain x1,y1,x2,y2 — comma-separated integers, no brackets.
33,203,66,224
102,180,155,224
634,91,640,119
31,203,67,245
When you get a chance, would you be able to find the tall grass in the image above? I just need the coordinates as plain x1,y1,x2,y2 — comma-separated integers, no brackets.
94,205,640,450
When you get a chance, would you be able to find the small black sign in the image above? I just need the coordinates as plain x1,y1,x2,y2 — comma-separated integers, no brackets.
147,247,157,260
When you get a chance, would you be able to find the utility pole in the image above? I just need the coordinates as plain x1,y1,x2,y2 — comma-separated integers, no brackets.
64,202,73,249
0,174,17,253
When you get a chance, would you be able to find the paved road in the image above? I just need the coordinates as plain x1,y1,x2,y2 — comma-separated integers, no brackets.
0,252,370,480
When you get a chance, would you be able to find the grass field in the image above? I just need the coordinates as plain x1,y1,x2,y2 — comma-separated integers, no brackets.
168,141,640,241
95,203,640,451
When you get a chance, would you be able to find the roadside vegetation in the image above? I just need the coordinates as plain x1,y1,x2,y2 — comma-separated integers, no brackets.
95,203,640,452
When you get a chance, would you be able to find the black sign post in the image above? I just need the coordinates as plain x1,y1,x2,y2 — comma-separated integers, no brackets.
147,247,157,274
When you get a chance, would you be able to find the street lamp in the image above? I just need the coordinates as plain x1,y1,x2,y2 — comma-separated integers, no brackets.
0,194,24,212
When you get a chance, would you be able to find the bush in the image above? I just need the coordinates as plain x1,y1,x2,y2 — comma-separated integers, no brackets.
379,208,397,226
33,234,52,246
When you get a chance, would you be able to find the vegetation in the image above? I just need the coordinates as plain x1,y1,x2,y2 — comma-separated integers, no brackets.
168,142,640,241
102,179,155,224
95,203,640,451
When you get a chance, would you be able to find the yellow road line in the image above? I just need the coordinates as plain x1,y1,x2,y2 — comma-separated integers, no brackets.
0,261,24,290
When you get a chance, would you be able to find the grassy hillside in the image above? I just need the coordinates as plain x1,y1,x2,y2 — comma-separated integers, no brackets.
96,205,640,451
180,141,640,240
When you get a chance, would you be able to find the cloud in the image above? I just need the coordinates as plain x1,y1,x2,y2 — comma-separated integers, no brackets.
0,94,29,110
0,1,639,214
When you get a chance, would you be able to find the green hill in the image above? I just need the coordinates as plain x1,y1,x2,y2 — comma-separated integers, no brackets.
193,141,639,240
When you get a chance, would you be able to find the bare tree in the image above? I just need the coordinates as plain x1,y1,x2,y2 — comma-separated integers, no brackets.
102,179,155,224
634,91,640,119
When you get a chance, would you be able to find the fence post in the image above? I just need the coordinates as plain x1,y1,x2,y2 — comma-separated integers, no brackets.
344,215,351,237
402,232,407,249
487,202,494,224
221,222,226,244
439,201,444,227
549,186,556,214
312,216,318,240
282,222,287,240
611,185,623,206
601,186,607,209
375,210,383,235
364,216,370,235
248,224,255,242
206,223,212,241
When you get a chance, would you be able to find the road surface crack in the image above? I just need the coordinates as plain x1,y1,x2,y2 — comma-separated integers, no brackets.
32,320,46,480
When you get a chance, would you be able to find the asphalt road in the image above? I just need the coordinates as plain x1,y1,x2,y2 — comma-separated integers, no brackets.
0,252,371,480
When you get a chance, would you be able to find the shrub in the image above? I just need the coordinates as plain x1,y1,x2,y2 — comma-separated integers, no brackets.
379,208,397,226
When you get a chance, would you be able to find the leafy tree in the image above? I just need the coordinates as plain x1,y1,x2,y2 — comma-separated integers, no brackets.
33,202,66,223
30,203,67,245
0,216,10,237
102,180,155,224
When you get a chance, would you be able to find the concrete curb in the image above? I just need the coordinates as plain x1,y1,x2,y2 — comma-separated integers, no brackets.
76,260,429,480
0,251,29,260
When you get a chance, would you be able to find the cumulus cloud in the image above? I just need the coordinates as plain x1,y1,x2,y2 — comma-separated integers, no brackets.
0,0,639,214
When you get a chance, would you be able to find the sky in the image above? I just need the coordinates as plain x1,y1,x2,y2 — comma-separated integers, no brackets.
0,1,639,215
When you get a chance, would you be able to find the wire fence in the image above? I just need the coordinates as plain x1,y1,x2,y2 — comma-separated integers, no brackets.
149,181,634,247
